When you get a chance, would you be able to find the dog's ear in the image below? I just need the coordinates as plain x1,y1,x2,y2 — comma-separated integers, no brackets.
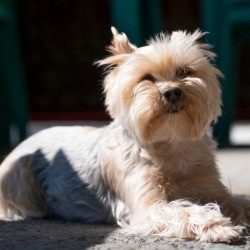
108,27,137,55
170,30,217,61
170,30,206,45
190,30,218,60
97,27,137,67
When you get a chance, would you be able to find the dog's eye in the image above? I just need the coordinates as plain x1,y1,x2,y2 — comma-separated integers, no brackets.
140,74,156,83
176,67,193,79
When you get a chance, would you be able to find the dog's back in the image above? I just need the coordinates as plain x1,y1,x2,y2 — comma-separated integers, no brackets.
0,126,114,223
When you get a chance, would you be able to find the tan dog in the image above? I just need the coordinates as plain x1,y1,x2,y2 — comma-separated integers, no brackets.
0,27,249,243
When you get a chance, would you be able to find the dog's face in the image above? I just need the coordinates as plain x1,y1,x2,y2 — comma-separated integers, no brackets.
99,28,222,144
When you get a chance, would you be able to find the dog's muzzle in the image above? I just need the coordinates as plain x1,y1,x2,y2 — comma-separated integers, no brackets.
163,87,183,114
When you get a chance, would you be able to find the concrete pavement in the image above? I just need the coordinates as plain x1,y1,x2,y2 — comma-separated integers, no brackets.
216,149,250,195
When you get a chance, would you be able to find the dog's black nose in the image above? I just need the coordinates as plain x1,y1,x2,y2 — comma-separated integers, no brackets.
163,87,182,103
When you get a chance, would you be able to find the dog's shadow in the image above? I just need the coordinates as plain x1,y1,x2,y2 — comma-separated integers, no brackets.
0,219,118,249
0,219,249,249
0,149,118,249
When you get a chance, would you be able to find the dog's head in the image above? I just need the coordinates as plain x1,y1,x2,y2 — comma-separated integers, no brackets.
98,27,222,144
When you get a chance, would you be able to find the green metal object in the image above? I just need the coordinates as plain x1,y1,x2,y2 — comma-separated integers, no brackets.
201,0,250,147
0,0,28,156
110,0,163,46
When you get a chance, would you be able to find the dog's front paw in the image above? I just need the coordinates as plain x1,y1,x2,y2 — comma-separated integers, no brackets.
197,225,243,243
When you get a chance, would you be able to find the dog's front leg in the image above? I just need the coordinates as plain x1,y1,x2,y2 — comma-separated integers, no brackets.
116,171,242,243
224,195,250,226
125,198,242,243
102,145,243,243
178,176,250,227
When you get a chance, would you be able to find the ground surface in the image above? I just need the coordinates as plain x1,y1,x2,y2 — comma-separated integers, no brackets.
1,219,250,250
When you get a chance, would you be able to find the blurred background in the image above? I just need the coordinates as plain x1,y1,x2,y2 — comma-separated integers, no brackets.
1,0,250,158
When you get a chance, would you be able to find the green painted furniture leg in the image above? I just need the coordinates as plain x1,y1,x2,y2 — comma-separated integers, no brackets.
0,0,28,156
110,0,162,46
201,0,250,147
110,0,143,45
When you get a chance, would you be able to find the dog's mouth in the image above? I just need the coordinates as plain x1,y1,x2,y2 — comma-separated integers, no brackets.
165,104,184,114
168,109,180,114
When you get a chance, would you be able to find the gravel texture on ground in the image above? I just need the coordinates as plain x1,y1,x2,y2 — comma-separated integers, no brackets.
1,219,250,250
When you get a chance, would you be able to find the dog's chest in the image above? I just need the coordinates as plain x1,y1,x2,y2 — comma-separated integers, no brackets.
143,145,210,200
143,144,196,174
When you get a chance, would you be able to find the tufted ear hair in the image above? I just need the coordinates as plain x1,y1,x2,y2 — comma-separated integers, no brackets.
170,30,219,62
108,27,137,55
96,27,137,67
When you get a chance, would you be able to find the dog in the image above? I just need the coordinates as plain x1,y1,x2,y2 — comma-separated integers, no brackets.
0,27,249,243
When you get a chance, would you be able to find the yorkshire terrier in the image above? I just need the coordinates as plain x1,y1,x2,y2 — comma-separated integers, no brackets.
0,27,249,243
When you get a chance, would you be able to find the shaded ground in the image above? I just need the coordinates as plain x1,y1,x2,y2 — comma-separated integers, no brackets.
1,219,250,250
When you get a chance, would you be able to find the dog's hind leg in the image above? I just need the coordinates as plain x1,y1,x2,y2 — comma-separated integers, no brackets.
0,154,47,221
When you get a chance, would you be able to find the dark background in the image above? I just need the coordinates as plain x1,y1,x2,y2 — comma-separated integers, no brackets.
19,0,250,120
